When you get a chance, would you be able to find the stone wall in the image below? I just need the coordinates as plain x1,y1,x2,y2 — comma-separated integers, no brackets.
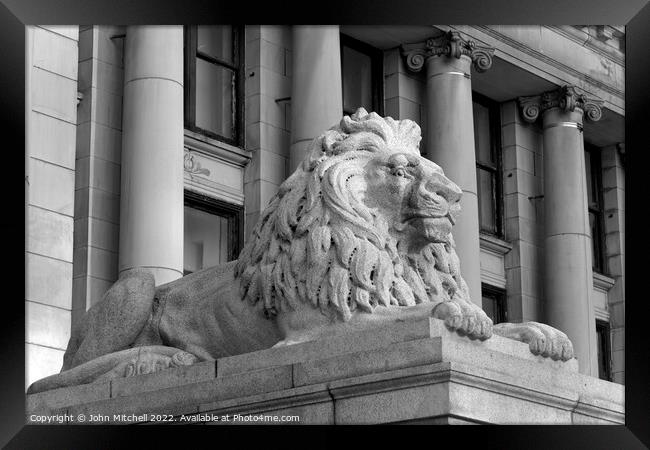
601,145,625,383
243,25,292,243
26,25,80,387
72,25,125,329
501,100,545,323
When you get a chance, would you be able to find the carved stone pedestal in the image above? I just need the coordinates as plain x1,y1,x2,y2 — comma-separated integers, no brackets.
26,316,623,425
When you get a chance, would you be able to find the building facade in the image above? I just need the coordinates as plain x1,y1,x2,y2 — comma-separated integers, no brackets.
25,25,625,387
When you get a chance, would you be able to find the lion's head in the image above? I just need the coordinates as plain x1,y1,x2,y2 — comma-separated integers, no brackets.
235,108,471,321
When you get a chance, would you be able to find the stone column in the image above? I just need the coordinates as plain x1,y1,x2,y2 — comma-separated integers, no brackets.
119,26,184,285
289,26,343,172
519,86,604,376
402,31,495,306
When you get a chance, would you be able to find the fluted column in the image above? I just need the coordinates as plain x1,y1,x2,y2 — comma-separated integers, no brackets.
119,26,184,285
402,31,495,306
519,86,604,376
289,26,343,172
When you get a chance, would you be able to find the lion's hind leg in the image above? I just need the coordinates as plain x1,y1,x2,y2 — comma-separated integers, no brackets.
63,268,157,370
28,346,200,394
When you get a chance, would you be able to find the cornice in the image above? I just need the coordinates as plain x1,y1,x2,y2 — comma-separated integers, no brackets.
470,25,624,101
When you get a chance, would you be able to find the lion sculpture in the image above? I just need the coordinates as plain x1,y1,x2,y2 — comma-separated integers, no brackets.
28,108,573,394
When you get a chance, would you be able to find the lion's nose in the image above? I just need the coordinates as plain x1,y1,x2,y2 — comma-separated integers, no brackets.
424,175,462,205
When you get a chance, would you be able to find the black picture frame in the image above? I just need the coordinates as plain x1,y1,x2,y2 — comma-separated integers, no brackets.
5,1,649,448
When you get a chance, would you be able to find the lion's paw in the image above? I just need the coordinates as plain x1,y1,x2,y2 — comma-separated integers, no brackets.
124,351,199,377
492,321,574,362
432,301,493,341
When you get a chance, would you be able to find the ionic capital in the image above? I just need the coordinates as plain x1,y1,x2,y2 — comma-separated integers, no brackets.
401,31,495,73
518,85,604,124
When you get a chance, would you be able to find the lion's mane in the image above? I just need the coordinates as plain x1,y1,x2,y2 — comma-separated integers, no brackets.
234,108,470,321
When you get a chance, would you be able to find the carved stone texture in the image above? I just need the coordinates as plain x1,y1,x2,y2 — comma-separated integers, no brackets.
518,85,604,124
27,108,574,394
401,31,495,73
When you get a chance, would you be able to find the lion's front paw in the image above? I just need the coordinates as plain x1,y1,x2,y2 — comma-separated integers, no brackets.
432,301,493,341
492,322,574,362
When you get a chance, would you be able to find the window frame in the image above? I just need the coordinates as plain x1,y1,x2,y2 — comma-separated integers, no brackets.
585,143,606,274
481,284,508,324
595,319,612,381
184,25,245,148
472,92,504,238
184,189,244,265
340,33,384,117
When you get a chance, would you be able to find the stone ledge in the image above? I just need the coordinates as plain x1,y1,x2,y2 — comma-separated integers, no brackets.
26,316,623,424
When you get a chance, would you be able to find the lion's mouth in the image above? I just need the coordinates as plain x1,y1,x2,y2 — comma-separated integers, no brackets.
404,212,455,226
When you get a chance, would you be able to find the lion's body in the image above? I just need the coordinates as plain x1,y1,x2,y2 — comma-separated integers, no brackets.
27,108,573,395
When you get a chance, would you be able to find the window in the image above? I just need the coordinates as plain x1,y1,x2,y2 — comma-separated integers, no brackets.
596,320,612,381
184,190,243,275
473,93,503,237
585,144,606,274
340,34,383,116
481,284,507,324
184,26,244,146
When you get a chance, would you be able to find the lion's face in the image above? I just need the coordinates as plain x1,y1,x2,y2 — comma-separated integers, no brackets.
363,150,462,249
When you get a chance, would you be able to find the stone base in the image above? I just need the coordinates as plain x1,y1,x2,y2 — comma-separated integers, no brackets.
26,316,624,425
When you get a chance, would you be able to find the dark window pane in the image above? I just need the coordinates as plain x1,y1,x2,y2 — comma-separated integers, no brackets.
342,45,372,114
589,211,603,272
195,59,234,138
184,206,230,273
596,321,611,381
478,168,497,234
473,102,493,164
197,25,233,63
482,295,496,322
585,150,595,207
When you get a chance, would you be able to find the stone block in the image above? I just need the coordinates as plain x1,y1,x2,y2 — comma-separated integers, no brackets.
96,26,125,67
26,253,73,309
29,111,77,170
93,123,123,162
27,381,111,417
28,158,75,217
72,246,118,281
88,217,120,252
111,361,216,398
603,187,625,212
245,25,260,43
245,38,260,71
33,26,79,80
611,328,624,352
396,97,422,123
90,157,121,194
27,206,74,261
499,100,520,126
198,383,332,423
31,67,78,124
39,25,79,41
95,59,124,96
86,187,120,223
26,301,71,350
77,27,95,63
217,317,435,377
501,122,541,152
25,343,65,389
245,149,287,185
260,25,291,49
293,338,443,387
65,365,292,419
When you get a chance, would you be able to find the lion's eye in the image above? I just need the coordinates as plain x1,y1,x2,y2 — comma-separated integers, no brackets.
394,167,406,177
